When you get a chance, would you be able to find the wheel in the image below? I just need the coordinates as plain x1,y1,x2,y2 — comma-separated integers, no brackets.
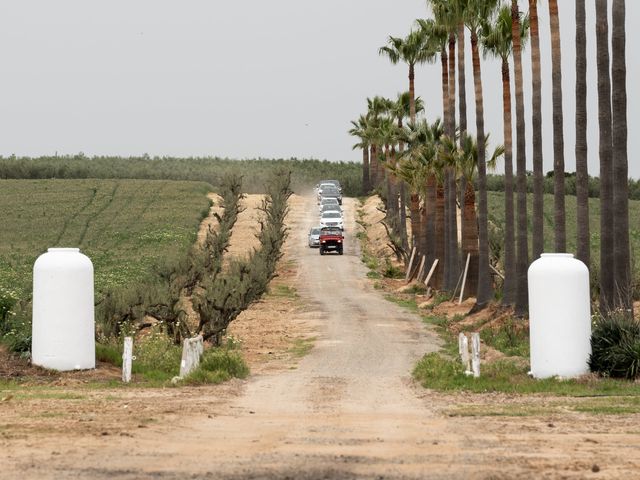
338,248,343,255
319,247,325,255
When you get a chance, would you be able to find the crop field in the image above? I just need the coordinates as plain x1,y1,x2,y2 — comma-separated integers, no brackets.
487,191,640,275
0,179,212,298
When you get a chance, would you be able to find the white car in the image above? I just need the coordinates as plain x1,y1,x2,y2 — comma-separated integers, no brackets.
319,203,343,217
320,210,344,230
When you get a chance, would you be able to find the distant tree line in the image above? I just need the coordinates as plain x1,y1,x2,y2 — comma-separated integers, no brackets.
0,155,363,197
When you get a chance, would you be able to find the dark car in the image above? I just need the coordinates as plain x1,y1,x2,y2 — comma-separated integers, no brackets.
319,227,344,255
320,186,342,205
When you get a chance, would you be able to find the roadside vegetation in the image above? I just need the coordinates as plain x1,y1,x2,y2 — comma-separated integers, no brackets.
0,170,291,387
350,0,638,391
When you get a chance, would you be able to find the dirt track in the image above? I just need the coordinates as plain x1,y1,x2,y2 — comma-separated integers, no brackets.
2,194,640,479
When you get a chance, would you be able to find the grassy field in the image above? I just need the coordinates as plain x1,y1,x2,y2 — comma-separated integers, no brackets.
487,191,640,287
0,179,212,298
0,156,363,196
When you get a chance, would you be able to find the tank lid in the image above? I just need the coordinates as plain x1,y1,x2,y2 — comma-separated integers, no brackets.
540,253,574,258
47,248,81,253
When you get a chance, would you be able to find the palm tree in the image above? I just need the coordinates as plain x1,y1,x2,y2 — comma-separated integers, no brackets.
464,0,500,307
397,119,437,257
417,16,459,291
612,0,631,312
511,0,528,316
482,5,528,306
429,1,464,292
449,133,504,298
379,29,435,124
349,115,371,194
392,92,425,252
529,0,544,261
549,0,566,252
367,96,389,190
575,0,589,269
596,0,613,314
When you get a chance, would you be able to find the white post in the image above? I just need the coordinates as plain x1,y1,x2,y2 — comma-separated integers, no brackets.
122,337,133,383
423,259,439,287
405,247,417,282
471,332,481,378
179,335,204,377
459,333,471,375
459,253,471,305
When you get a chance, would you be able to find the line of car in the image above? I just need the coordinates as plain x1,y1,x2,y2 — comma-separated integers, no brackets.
308,180,345,255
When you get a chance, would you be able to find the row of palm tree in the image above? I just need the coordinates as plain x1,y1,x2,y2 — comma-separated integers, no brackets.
349,0,630,317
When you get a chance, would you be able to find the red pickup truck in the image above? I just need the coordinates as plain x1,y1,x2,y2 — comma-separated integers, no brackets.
319,227,344,255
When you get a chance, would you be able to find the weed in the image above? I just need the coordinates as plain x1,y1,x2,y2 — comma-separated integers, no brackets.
482,318,530,357
289,337,315,358
180,348,249,385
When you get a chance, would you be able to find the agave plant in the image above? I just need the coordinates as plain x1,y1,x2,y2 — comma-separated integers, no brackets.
589,310,640,379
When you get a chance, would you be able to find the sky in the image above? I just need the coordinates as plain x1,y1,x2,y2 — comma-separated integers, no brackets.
0,1,637,178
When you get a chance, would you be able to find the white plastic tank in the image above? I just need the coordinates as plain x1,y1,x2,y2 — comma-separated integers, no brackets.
32,248,95,371
528,253,591,378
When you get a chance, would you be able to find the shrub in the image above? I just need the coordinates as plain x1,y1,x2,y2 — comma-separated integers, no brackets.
589,310,640,379
181,347,249,385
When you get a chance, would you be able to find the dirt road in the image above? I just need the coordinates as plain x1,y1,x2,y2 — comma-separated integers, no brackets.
3,194,640,479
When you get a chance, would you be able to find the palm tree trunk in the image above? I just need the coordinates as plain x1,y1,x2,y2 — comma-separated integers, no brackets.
409,63,416,123
529,0,544,261
445,33,459,292
397,121,409,252
596,0,614,314
470,30,492,306
461,179,479,299
385,145,395,215
425,175,437,269
575,0,590,269
435,180,446,289
409,192,422,253
501,58,516,306
612,0,631,312
457,22,467,136
512,0,528,316
362,147,371,195
549,0,566,253
369,145,378,189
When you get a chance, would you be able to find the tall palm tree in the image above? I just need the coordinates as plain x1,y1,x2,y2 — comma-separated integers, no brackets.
511,0,528,316
349,115,371,194
575,0,589,269
464,0,500,307
379,29,435,124
418,16,458,291
596,0,613,314
482,5,528,306
612,0,631,312
529,0,544,261
549,0,566,252
432,0,464,292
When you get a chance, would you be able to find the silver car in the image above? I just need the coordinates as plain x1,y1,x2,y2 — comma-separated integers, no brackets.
308,226,321,247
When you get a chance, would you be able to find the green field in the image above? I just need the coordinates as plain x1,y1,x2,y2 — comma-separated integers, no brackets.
487,191,640,286
0,179,212,298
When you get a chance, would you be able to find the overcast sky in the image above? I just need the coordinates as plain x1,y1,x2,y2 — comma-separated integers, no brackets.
0,1,637,178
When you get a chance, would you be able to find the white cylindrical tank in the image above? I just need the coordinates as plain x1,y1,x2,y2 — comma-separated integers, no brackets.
528,253,591,378
32,248,95,371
